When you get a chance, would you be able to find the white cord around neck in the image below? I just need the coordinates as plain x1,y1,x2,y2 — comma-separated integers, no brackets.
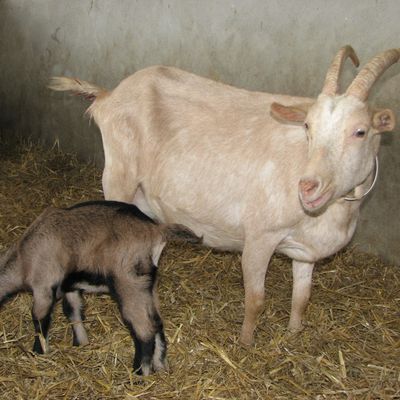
344,156,379,201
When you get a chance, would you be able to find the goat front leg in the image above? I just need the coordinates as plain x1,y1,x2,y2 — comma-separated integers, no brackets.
288,260,314,332
32,287,56,354
112,272,167,376
240,235,279,346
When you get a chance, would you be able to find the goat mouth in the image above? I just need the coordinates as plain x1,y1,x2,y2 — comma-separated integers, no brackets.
301,190,333,212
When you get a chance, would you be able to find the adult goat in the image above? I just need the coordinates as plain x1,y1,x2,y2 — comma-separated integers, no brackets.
49,46,399,345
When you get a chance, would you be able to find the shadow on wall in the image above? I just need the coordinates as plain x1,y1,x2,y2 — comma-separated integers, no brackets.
0,0,399,263
0,1,105,164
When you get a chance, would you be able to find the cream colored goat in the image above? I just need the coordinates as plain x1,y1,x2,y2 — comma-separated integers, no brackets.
49,46,399,345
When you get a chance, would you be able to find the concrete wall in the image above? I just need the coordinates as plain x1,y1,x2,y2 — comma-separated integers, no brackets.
0,0,399,263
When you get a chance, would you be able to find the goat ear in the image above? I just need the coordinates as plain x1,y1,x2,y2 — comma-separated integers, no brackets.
372,109,396,132
270,102,309,125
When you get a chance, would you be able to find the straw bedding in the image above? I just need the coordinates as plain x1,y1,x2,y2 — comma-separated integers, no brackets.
0,139,399,399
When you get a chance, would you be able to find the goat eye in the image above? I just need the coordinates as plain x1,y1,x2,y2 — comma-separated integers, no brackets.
304,122,309,130
354,129,366,138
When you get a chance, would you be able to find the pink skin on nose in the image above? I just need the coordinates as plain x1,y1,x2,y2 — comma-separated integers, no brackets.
299,179,319,198
298,178,332,211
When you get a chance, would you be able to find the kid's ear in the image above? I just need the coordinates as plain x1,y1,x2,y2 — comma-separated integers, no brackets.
372,109,396,132
270,102,311,125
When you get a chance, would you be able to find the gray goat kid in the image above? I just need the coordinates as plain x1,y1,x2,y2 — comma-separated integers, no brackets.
0,200,200,376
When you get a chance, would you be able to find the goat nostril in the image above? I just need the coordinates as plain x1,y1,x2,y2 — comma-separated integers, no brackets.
299,179,319,197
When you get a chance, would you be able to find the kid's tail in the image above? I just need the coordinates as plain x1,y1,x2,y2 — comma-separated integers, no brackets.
0,244,24,306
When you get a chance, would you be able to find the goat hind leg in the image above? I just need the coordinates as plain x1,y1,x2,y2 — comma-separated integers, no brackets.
32,287,56,354
101,151,139,203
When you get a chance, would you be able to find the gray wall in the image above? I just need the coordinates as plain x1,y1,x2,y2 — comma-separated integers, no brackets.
1,0,399,264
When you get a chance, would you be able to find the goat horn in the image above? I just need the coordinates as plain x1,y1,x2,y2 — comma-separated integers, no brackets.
322,45,360,96
346,48,400,101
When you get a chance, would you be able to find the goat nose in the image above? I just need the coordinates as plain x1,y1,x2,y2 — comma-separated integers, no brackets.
299,178,320,198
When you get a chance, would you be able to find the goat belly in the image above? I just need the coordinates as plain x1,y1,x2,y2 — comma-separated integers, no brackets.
141,194,243,250
61,271,110,294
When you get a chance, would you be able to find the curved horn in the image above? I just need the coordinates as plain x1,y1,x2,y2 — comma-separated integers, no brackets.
346,48,400,101
322,45,360,96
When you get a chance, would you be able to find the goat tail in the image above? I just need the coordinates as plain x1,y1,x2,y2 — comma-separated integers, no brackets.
0,244,24,306
48,77,107,101
165,224,203,245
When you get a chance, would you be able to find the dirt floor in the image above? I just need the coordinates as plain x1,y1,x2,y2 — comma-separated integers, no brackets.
0,140,399,399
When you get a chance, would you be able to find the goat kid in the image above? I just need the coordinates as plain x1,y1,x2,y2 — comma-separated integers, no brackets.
0,200,200,375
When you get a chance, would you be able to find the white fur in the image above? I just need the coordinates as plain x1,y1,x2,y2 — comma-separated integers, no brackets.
64,291,89,346
152,332,167,371
151,242,166,266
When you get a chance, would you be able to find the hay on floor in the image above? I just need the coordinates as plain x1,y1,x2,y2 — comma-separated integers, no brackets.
0,139,399,399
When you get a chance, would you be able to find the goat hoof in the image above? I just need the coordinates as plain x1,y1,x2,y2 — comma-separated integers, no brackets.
288,322,305,334
239,334,254,347
32,341,44,354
